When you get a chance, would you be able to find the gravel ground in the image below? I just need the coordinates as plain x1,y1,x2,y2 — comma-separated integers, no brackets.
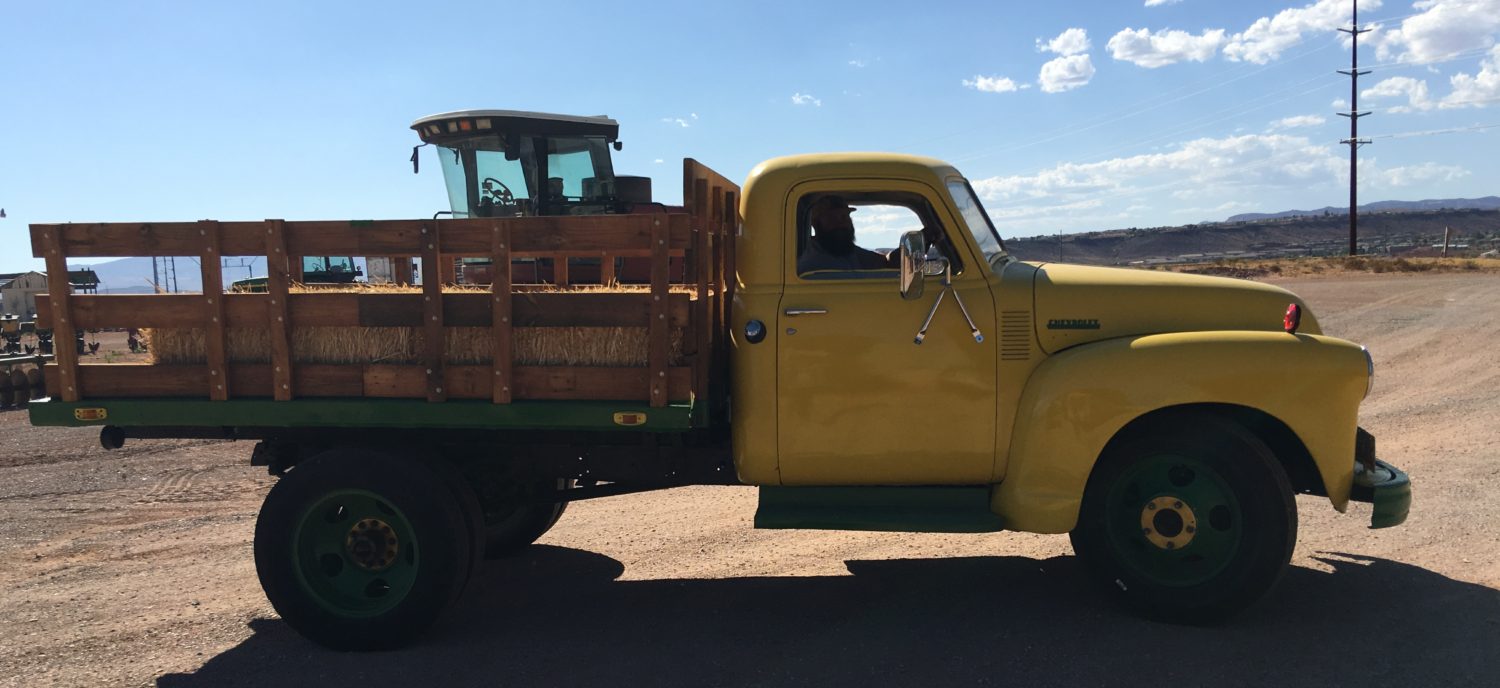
0,272,1496,687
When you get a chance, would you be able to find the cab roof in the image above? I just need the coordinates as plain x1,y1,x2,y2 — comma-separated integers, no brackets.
410,110,619,145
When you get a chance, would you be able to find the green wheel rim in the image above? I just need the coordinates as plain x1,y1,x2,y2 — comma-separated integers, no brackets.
292,489,420,618
1103,452,1243,588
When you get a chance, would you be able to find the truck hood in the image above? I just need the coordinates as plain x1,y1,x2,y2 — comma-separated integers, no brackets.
1030,263,1318,354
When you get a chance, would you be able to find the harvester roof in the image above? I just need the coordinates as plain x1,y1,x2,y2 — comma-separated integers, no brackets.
410,110,619,146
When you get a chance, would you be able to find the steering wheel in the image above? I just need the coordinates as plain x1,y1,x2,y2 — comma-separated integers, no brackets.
480,177,516,205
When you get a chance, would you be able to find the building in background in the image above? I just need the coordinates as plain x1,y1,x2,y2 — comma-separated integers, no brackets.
0,269,100,318
0,272,47,318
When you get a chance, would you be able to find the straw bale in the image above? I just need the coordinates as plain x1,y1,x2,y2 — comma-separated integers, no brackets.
144,283,696,367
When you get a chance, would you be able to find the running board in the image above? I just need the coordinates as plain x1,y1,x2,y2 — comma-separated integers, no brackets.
754,486,1005,533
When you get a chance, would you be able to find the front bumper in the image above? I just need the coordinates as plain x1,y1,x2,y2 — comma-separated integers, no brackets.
1350,458,1411,529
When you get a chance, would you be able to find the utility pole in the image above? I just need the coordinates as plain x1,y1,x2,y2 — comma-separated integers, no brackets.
1337,0,1372,256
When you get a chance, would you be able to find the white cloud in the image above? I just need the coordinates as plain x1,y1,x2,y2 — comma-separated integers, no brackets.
791,92,822,107
1039,28,1092,56
653,159,665,164
1363,76,1437,111
1442,43,1500,106
971,134,1347,210
1381,161,1470,185
1107,27,1227,67
1145,0,1185,6
660,113,699,128
848,59,868,68
1270,114,1328,128
1224,0,1383,64
1039,54,1096,92
1332,97,1350,108
1370,0,1500,64
963,75,1024,93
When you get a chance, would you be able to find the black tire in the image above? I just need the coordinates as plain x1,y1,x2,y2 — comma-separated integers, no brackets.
26,368,44,400
428,458,486,599
1069,412,1297,623
254,449,472,651
482,479,571,558
11,369,29,408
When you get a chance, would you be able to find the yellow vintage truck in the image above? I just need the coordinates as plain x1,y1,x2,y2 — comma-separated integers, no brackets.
27,110,1409,650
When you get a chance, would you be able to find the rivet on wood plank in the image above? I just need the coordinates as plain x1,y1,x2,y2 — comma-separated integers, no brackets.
282,384,289,390
431,315,438,321
210,370,217,376
206,298,213,304
212,317,218,322
277,317,284,322
217,385,224,390
426,369,433,374
428,244,435,250
275,366,281,372
502,386,509,392
501,316,509,323
68,386,75,392
435,387,443,394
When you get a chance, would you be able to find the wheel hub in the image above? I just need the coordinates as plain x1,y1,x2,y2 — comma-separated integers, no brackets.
345,518,400,571
1140,496,1197,550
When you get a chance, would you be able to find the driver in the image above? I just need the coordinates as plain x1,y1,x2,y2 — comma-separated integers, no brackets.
797,196,897,273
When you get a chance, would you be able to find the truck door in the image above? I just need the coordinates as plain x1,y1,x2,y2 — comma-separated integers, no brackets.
777,180,998,485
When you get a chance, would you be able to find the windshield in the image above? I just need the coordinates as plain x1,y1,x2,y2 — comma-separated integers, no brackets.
946,179,1006,267
435,135,616,217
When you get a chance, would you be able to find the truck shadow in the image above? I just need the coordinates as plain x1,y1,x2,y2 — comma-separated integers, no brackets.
159,547,1499,687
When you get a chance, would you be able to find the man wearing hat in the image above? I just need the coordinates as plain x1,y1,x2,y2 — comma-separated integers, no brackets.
797,195,897,274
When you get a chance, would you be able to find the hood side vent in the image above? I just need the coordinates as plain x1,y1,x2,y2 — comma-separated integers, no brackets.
1000,310,1032,361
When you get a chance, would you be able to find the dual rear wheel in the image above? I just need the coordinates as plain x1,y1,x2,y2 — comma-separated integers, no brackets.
254,450,567,650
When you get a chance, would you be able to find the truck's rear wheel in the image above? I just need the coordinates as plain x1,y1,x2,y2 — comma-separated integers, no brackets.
254,449,471,650
1069,413,1297,623
482,479,571,558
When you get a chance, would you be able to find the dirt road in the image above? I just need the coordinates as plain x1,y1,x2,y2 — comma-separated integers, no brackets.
1,272,1497,687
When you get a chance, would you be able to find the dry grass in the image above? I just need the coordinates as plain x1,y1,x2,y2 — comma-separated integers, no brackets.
1167,255,1500,280
147,282,696,367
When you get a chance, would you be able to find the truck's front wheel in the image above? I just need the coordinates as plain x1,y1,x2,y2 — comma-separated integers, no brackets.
254,449,471,650
1069,413,1297,622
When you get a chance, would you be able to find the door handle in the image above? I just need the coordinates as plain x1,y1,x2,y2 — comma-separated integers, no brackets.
783,308,828,316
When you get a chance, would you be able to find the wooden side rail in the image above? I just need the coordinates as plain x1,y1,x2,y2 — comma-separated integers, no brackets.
37,293,695,330
29,216,692,259
31,160,736,415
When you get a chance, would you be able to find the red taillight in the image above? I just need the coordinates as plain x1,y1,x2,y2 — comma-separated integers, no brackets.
1284,303,1301,333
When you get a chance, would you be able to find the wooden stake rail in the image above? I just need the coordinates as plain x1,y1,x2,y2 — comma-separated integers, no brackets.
29,216,692,259
29,186,738,412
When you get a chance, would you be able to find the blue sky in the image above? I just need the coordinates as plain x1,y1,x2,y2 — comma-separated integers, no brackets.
3,0,1498,274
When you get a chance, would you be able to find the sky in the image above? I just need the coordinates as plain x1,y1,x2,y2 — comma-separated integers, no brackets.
2,0,1498,275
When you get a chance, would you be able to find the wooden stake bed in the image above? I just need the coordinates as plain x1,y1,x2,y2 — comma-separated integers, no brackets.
28,160,738,432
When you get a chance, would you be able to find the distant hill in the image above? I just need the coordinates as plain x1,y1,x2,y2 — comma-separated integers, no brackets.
1009,206,1500,265
1225,196,1500,222
69,256,206,294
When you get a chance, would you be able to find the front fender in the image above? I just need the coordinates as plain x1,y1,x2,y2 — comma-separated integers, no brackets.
992,331,1368,534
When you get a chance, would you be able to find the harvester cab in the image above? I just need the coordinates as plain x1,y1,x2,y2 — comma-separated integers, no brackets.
411,110,650,219
410,110,658,285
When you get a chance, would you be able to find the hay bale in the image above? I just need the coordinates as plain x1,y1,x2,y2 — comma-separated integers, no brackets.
144,283,694,367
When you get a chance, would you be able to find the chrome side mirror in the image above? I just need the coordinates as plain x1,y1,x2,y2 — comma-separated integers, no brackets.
899,230,926,300
899,230,950,300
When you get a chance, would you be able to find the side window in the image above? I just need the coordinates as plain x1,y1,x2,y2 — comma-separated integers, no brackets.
795,191,963,279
